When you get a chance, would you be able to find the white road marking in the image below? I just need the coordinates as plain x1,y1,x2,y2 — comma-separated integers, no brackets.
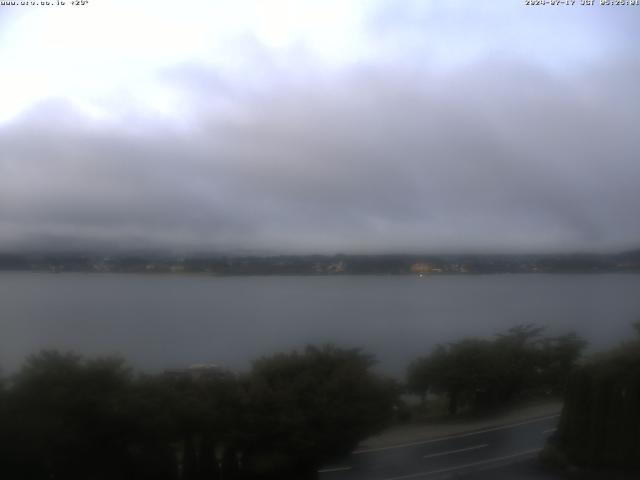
423,443,488,459
382,448,542,480
353,414,560,455
318,466,352,473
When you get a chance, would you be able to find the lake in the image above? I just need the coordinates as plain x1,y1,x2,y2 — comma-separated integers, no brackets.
1,273,639,377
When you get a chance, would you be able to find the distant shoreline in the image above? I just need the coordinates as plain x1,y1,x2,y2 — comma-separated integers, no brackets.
2,270,640,277
1,251,639,276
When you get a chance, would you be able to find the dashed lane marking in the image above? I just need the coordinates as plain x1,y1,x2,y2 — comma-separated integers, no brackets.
382,448,542,480
423,443,488,459
318,466,353,474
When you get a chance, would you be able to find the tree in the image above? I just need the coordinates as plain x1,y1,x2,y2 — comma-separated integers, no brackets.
2,351,139,480
492,324,546,401
408,339,497,415
407,325,587,416
553,330,640,471
242,345,396,478
538,332,587,394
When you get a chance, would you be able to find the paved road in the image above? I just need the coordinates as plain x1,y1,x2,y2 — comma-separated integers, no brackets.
319,415,562,480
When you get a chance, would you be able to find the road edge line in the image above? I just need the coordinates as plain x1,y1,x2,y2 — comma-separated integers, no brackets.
353,413,560,455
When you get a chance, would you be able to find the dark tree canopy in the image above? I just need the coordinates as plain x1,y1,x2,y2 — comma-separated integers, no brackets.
0,346,396,480
553,326,640,471
407,325,586,415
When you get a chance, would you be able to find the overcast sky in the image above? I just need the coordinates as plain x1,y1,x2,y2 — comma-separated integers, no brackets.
0,0,639,254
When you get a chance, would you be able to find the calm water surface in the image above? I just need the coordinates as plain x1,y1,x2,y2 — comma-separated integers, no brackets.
1,273,639,376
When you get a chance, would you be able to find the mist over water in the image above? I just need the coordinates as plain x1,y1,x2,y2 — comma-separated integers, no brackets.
2,272,639,377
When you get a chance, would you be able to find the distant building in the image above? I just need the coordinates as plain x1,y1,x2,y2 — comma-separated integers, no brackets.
327,261,346,274
410,262,442,274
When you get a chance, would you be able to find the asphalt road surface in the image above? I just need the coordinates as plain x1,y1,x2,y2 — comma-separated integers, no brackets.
318,414,563,480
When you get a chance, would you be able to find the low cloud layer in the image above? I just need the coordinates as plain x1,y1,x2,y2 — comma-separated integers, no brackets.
1,1,639,253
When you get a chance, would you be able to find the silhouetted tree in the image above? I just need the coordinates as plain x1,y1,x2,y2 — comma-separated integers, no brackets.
407,325,586,416
554,324,640,471
0,346,396,480
1,351,139,479
538,332,588,395
408,339,497,414
242,345,396,478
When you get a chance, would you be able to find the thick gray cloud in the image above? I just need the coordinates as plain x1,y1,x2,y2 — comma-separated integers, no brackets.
1,3,639,254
